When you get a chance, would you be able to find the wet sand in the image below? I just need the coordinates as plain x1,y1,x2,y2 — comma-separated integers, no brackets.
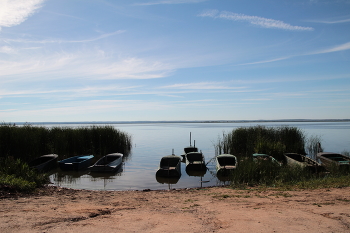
1,186,350,232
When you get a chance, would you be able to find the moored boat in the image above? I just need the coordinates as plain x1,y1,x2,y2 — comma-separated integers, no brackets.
185,151,206,171
28,154,58,172
317,152,350,168
284,153,323,172
89,153,123,172
58,155,94,171
216,154,237,173
156,154,182,177
253,153,281,166
181,132,198,160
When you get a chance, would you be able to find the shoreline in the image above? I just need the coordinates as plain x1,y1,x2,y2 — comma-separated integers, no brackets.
1,186,350,232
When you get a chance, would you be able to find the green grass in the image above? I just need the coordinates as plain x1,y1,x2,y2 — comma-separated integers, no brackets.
0,158,49,192
226,158,350,190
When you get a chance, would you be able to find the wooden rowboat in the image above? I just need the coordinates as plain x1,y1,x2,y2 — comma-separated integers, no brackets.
89,153,123,172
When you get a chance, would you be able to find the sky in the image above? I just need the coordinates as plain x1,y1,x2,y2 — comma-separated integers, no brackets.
0,0,350,122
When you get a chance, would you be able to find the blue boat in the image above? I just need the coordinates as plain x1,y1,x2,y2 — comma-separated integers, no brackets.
58,155,94,171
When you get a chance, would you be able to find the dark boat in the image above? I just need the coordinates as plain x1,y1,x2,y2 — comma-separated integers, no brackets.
181,132,198,160
185,151,206,171
317,152,350,168
156,154,182,177
284,153,323,172
89,153,123,172
28,154,58,172
58,155,94,171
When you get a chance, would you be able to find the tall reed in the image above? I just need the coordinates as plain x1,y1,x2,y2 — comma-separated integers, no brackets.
0,124,132,161
215,125,306,161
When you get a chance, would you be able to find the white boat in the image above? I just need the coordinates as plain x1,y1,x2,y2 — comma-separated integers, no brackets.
156,154,182,177
89,153,123,172
216,154,237,173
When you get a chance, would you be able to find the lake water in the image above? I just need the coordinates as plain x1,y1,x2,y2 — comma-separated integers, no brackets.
45,121,350,191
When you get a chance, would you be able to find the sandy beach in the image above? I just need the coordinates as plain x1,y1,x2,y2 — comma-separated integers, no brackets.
1,186,350,233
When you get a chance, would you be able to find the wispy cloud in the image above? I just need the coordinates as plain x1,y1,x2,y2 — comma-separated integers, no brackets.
312,41,350,54
0,52,174,82
0,46,17,54
134,0,206,6
307,17,350,24
161,82,247,90
237,56,292,66
237,41,350,66
5,30,125,44
199,10,314,31
0,0,45,30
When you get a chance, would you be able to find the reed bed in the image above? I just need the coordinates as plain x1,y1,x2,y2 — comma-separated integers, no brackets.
214,125,349,188
215,125,308,162
0,124,132,162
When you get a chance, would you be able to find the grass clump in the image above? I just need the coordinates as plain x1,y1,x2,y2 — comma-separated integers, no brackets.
228,158,314,187
0,157,49,192
227,158,350,190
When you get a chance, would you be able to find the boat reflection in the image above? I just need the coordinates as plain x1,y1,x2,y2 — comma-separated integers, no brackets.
50,168,90,184
185,166,207,177
89,166,124,179
155,175,180,185
216,170,233,182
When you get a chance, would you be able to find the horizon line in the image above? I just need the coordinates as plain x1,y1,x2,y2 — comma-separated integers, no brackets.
7,119,350,125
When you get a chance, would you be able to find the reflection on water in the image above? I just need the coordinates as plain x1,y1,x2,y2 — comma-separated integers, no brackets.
46,121,350,191
185,167,207,177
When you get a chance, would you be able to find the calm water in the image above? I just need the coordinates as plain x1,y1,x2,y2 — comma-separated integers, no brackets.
45,121,350,191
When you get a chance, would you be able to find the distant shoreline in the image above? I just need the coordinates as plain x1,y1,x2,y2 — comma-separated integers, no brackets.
11,119,350,125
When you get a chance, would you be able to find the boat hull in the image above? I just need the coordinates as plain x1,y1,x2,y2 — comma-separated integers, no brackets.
89,153,123,172
253,153,281,166
317,152,350,169
216,154,237,174
156,155,181,177
185,152,206,171
284,153,323,172
59,155,94,171
29,154,58,172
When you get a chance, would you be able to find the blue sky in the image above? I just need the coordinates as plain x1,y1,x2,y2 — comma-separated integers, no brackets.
0,0,350,122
